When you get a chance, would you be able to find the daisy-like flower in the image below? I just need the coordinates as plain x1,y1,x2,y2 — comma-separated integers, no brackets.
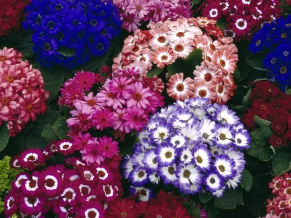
215,124,235,148
177,164,201,188
171,42,194,58
77,201,105,218
199,118,217,145
179,148,193,164
143,149,158,171
96,166,112,184
204,171,224,193
148,171,160,184
39,166,63,197
212,45,238,74
193,145,212,171
156,144,176,166
159,164,178,185
167,73,195,101
74,71,95,91
76,92,102,114
193,79,215,100
97,136,119,158
234,129,251,149
123,105,148,132
231,15,252,37
124,81,151,109
151,46,177,68
107,199,140,218
214,154,236,179
129,186,152,202
4,191,18,217
60,186,79,207
121,155,133,179
217,105,240,125
93,109,115,131
19,148,45,171
80,143,104,165
18,193,45,216
169,133,187,148
193,62,222,84
57,140,75,156
149,27,169,49
129,167,148,186
151,123,172,143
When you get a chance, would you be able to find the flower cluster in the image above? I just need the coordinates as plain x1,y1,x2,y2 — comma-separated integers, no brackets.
241,80,291,147
22,0,122,68
199,0,281,41
107,189,207,217
0,47,49,136
113,17,238,104
264,172,291,217
249,15,291,91
4,138,123,217
112,0,193,32
122,97,250,198
0,156,23,213
58,68,165,137
0,0,29,36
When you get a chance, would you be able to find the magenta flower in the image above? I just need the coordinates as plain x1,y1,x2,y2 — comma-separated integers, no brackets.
92,109,114,131
123,105,148,132
39,166,63,197
19,148,45,171
97,136,119,158
77,201,105,218
80,142,104,165
74,70,95,91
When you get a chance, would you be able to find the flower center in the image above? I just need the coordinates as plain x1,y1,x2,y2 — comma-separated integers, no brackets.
210,44,216,51
218,165,225,172
204,73,212,81
104,186,111,195
27,197,37,205
183,170,190,178
27,155,36,161
281,33,287,38
159,132,165,139
210,178,215,184
45,178,55,188
72,19,80,26
1,97,10,106
271,57,277,64
81,187,89,194
219,59,226,67
87,99,96,106
55,3,63,10
174,44,184,52
121,212,127,217
29,180,37,188
44,43,51,51
133,92,142,101
256,40,261,46
157,36,166,43
165,151,172,158
168,167,175,174
0,55,7,61
237,138,242,144
219,133,226,140
217,85,224,93
26,104,33,112
160,55,168,61
47,21,55,29
261,105,266,110
176,32,184,37
176,83,184,92
8,198,14,208
65,191,73,199
199,90,207,97
88,211,97,218
132,45,140,53
90,19,98,27
196,155,203,163
206,56,212,62
97,43,104,51
276,125,281,129
98,170,105,178
107,92,115,99
280,66,287,74
138,171,145,178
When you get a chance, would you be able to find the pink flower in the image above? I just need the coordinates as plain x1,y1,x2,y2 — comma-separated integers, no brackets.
97,136,119,158
124,81,151,109
19,94,41,123
92,109,114,130
19,148,45,171
0,85,19,121
123,105,148,132
121,13,141,32
75,92,102,114
74,70,95,91
108,76,132,98
80,143,104,165
18,193,46,216
72,132,95,151
112,108,131,133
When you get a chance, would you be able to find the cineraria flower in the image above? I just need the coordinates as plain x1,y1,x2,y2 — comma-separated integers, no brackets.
129,187,153,202
97,136,119,158
19,148,45,171
23,0,122,68
122,97,250,197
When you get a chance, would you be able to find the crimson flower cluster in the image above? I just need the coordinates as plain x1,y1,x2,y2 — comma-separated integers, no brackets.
0,0,29,36
4,138,123,217
199,0,281,41
106,190,207,218
58,67,165,138
241,81,291,147
0,47,49,136
265,172,291,217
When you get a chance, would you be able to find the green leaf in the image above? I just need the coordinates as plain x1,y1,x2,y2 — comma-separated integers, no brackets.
235,42,251,84
199,194,213,203
214,188,243,210
38,65,66,103
183,199,200,218
183,49,203,75
242,88,251,107
167,58,185,76
245,52,269,71
57,47,76,57
286,89,291,95
204,202,219,218
216,18,227,30
254,115,271,127
147,64,164,78
53,117,69,140
247,125,274,161
0,123,9,152
192,0,201,5
241,169,252,192
272,147,291,175
233,68,240,83
41,123,59,143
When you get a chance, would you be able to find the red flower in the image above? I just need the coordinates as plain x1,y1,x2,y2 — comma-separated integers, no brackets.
241,108,256,131
269,133,287,148
249,81,280,103
252,100,271,120
271,118,287,135
107,199,140,218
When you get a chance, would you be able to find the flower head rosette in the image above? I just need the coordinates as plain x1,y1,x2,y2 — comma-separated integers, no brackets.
249,15,291,91
112,0,193,32
4,137,123,217
22,0,122,68
199,0,281,41
122,97,250,198
0,0,29,36
0,47,49,136
58,67,165,138
113,17,238,104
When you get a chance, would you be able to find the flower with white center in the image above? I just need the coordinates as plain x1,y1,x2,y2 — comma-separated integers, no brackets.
205,172,224,193
129,167,148,186
214,154,236,179
96,167,109,180
217,105,240,125
103,184,114,197
143,149,158,171
177,164,201,188
159,164,178,185
156,144,176,166
169,134,187,148
234,129,251,149
216,124,235,148
151,124,172,143
179,148,193,164
224,149,246,173
193,145,212,171
181,125,200,141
